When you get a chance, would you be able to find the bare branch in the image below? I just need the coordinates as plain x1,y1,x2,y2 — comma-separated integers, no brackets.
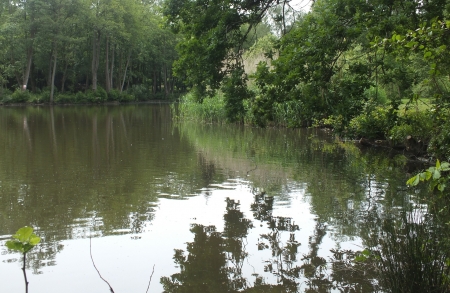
145,264,156,293
89,236,116,293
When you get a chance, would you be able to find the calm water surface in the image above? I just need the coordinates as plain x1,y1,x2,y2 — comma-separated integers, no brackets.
0,104,421,292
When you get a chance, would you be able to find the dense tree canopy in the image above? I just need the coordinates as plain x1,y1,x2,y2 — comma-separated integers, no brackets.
169,0,450,157
0,0,180,102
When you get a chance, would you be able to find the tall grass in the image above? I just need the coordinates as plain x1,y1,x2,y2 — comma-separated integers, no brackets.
175,92,227,123
371,210,450,293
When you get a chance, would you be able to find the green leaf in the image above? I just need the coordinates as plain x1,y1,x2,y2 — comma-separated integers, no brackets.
424,51,432,58
29,235,41,246
438,183,446,191
425,171,432,180
440,162,450,171
407,175,420,186
436,159,441,169
5,240,23,252
433,169,441,180
14,227,33,243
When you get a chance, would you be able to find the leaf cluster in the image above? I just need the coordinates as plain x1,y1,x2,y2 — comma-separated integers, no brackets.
5,226,41,254
407,160,450,192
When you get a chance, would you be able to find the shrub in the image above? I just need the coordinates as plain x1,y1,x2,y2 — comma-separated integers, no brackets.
119,93,135,102
347,106,392,139
55,93,77,104
10,89,31,103
107,89,121,101
86,86,107,103
389,110,433,145
129,84,149,101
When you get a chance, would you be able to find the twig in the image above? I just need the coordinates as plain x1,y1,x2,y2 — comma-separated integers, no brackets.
90,236,116,293
145,264,155,293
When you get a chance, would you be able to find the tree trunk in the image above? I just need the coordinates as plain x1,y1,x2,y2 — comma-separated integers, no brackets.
120,50,131,93
61,62,68,93
105,36,111,92
50,46,58,103
91,30,101,91
110,44,114,89
153,67,157,94
164,63,169,95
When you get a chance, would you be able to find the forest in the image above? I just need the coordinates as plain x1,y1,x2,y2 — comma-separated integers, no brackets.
0,0,180,103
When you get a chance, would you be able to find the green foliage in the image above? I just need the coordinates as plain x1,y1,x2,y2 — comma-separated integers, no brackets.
222,68,252,123
389,110,433,145
347,106,392,140
10,90,31,103
107,89,136,102
92,87,108,103
429,110,450,159
364,86,388,106
128,85,149,101
55,93,78,104
407,160,450,192
371,214,450,293
176,92,227,123
5,226,41,254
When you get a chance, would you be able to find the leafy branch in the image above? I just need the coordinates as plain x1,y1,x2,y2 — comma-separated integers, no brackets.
5,226,41,293
406,160,450,192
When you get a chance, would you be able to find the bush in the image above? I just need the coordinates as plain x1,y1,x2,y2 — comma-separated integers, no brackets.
347,106,392,139
107,89,121,101
75,91,89,103
389,110,433,145
86,86,107,103
55,93,77,104
129,84,149,101
119,93,135,102
10,89,31,103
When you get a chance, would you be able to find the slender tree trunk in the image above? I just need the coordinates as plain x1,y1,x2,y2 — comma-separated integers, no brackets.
153,68,156,94
120,50,131,93
164,64,169,95
50,45,58,103
46,50,53,87
30,62,36,92
91,31,100,91
110,44,114,89
61,62,68,93
105,36,111,92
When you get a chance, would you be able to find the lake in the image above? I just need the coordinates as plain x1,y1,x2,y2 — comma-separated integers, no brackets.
0,104,424,292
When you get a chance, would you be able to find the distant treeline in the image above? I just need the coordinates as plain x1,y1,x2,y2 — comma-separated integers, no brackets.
0,0,182,103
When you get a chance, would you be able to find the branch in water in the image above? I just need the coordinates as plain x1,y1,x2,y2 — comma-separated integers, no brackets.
89,236,116,293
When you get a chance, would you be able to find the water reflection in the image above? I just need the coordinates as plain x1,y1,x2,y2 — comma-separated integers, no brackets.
161,196,380,292
0,105,430,292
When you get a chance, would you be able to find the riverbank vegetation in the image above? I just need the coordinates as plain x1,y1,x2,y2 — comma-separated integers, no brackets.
168,0,450,159
0,0,182,104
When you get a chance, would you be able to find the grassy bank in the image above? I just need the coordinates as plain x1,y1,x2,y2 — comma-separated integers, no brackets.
0,87,180,105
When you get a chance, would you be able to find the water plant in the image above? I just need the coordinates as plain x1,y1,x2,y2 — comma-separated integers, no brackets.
5,226,41,293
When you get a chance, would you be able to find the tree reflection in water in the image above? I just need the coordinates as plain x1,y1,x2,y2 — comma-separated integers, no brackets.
161,195,379,293
161,198,252,293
